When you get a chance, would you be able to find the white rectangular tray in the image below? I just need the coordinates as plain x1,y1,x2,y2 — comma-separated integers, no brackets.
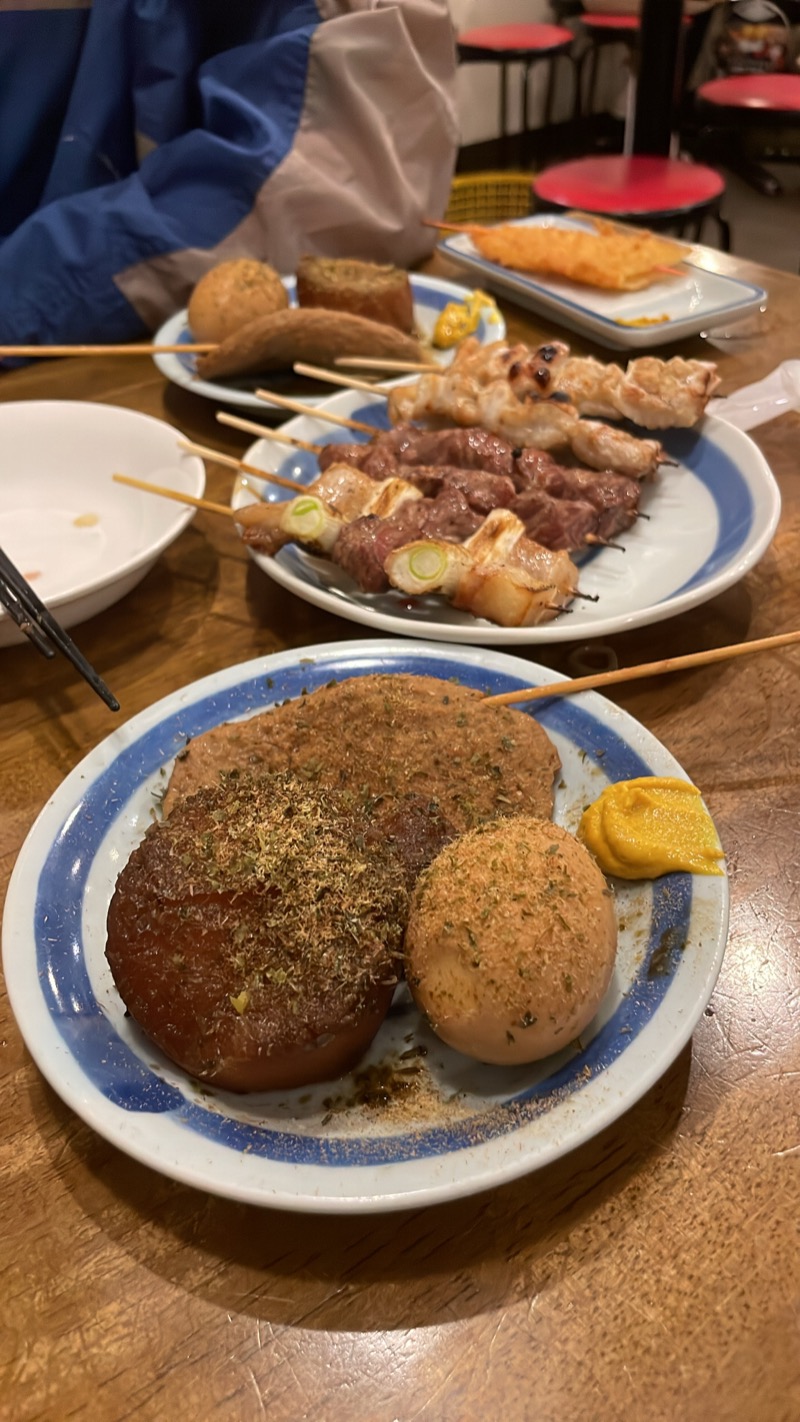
439,215,767,350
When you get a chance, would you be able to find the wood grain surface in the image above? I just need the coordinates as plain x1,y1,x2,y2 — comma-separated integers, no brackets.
1,250,798,1422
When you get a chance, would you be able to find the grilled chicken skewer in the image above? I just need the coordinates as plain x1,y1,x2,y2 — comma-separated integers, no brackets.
436,339,720,429
384,510,577,627
387,365,666,478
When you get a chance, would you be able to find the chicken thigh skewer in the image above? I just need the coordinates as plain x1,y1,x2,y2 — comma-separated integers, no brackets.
434,339,720,429
387,368,666,478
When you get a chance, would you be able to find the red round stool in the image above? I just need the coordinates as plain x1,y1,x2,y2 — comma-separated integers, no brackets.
698,73,800,115
532,153,730,247
457,23,575,160
696,73,800,197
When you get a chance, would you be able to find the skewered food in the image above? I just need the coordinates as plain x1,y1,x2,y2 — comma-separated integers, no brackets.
317,426,643,519
187,258,289,343
235,475,581,620
404,817,618,1064
318,426,519,482
454,214,689,291
164,673,562,833
196,307,423,380
440,339,719,429
384,508,577,626
105,772,409,1092
387,353,666,477
296,255,415,334
315,433,643,531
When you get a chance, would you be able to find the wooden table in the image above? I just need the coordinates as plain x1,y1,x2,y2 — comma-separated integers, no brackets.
2,251,798,1422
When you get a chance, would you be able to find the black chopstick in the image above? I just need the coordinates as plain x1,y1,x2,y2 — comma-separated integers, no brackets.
0,546,120,711
0,576,57,660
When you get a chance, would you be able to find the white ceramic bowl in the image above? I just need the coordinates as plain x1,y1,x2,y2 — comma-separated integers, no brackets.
0,400,205,648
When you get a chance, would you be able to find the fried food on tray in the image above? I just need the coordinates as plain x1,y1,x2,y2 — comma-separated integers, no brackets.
196,306,423,380
465,216,690,292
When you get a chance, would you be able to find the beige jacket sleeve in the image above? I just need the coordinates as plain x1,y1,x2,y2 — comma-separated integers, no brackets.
117,1,459,328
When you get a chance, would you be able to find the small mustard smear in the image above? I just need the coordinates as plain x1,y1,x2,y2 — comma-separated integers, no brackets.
578,776,725,880
614,314,670,328
432,289,500,349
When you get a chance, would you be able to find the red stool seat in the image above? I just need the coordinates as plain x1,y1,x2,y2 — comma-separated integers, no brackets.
458,23,574,55
697,74,800,115
580,12,689,31
533,154,725,215
457,23,576,158
580,13,641,33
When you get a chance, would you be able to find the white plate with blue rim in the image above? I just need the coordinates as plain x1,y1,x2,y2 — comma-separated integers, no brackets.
152,273,506,412
437,214,767,351
230,390,781,645
2,638,728,1213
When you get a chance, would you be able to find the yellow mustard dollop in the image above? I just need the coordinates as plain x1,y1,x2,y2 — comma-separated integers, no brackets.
432,289,499,349
578,776,725,880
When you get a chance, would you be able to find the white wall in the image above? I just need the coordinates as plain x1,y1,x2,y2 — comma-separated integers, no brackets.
450,0,629,147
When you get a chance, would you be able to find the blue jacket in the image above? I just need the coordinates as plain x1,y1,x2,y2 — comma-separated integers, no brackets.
0,1,457,344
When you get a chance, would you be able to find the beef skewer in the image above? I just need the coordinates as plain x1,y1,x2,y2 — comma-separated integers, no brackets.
236,492,578,625
314,428,643,538
254,457,633,553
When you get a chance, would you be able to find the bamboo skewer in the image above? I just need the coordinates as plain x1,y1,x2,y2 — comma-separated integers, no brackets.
421,217,480,235
253,387,379,435
484,630,800,706
177,438,305,493
335,356,440,374
216,410,320,453
113,474,235,516
293,362,389,396
0,342,216,357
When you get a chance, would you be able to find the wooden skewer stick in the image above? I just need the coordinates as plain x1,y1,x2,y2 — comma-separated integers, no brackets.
421,217,484,235
216,410,320,453
253,387,379,435
293,362,389,397
177,438,305,493
0,342,216,357
112,474,235,516
335,356,440,374
484,629,800,706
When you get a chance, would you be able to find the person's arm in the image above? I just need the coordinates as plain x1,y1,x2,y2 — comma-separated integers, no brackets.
0,2,458,346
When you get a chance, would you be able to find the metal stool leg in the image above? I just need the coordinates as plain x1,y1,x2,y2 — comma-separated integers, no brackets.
715,205,731,252
544,54,558,127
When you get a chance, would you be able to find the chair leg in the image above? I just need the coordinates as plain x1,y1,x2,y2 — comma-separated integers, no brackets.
715,206,731,253
544,55,558,128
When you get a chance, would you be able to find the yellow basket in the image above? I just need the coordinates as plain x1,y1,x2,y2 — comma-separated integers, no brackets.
445,171,533,225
